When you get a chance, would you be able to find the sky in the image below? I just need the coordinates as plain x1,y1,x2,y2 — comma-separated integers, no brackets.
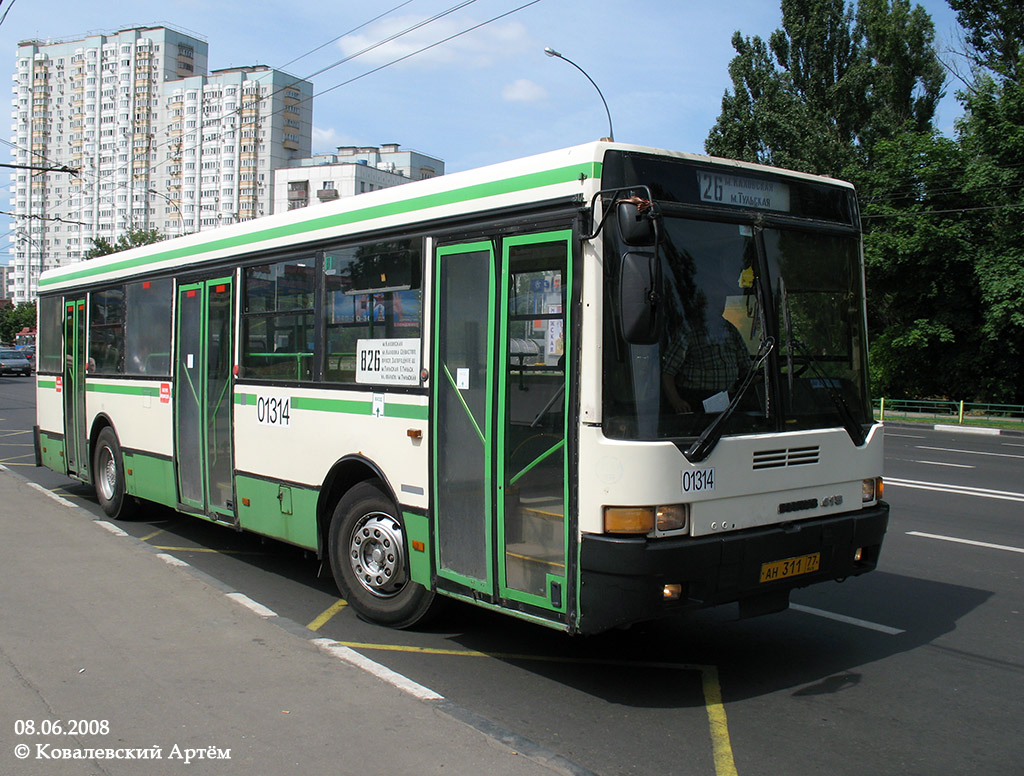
0,0,968,263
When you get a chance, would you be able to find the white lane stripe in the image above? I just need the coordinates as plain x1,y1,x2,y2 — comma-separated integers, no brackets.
25,480,79,508
917,445,1024,460
907,531,1024,555
312,638,444,702
885,478,1024,503
913,460,975,468
226,592,278,618
790,604,905,635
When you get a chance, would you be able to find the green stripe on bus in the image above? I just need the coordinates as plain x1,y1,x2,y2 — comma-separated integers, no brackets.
39,162,602,288
86,383,161,397
235,393,427,420
38,379,57,389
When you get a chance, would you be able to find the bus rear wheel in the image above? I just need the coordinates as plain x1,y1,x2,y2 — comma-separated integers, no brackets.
328,481,437,629
93,427,139,520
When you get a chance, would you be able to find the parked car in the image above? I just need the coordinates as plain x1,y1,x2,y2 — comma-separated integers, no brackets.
0,349,32,376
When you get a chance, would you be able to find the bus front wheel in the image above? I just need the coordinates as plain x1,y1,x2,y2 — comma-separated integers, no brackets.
92,427,140,520
328,481,437,629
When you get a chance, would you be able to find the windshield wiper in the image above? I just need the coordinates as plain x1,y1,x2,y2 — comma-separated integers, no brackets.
777,279,865,446
684,336,775,463
788,337,867,447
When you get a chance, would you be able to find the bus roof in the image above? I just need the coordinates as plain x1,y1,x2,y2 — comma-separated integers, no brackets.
39,141,853,294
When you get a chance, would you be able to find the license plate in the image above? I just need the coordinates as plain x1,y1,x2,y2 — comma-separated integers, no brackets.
759,552,820,583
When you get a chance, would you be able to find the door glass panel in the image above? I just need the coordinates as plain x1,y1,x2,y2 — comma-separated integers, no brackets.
433,244,493,587
500,236,569,605
176,286,204,509
63,300,87,475
205,282,234,513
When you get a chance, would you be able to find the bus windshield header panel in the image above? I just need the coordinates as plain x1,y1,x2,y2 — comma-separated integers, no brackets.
602,150,857,225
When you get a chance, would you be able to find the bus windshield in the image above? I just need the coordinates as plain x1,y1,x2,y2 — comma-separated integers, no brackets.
603,215,872,442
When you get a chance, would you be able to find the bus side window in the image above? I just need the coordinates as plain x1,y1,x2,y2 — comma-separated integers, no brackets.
89,286,126,375
125,278,172,376
323,238,423,384
241,258,316,381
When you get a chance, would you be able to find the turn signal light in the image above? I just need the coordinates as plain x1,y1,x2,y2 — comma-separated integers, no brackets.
604,506,654,534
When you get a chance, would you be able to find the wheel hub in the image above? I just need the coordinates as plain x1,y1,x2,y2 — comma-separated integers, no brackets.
348,512,406,598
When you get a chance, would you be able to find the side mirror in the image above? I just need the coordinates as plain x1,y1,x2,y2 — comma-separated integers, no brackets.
616,199,657,246
619,249,661,344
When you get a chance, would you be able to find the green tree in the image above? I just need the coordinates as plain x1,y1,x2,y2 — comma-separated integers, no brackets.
83,227,165,259
0,302,37,345
858,131,981,399
950,0,1024,401
705,0,945,178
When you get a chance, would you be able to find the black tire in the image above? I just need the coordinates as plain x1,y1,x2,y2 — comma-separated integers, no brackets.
92,427,140,520
328,481,438,629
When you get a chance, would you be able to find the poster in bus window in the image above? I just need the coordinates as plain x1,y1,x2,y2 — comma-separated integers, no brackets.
393,290,421,328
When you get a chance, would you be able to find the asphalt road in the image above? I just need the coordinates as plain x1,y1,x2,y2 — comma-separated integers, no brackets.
2,375,1021,776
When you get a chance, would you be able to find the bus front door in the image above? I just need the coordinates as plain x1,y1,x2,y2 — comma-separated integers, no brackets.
433,231,572,617
498,231,571,613
62,298,89,479
175,278,236,522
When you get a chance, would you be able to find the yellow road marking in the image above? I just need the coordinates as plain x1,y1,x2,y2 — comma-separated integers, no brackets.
1,454,35,462
0,461,35,466
0,429,32,437
152,545,269,556
333,640,738,776
306,599,348,631
140,528,166,541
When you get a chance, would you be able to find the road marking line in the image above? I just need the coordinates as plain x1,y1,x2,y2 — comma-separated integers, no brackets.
156,553,191,568
152,544,269,556
790,604,904,635
0,429,32,437
96,521,129,536
913,460,975,468
140,528,166,541
307,599,347,631
917,445,1024,460
886,433,926,438
907,531,1024,555
334,640,738,776
885,478,1024,503
24,480,82,508
312,638,444,702
225,592,278,617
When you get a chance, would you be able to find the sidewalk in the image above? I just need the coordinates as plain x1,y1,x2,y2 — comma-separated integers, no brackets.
0,470,572,776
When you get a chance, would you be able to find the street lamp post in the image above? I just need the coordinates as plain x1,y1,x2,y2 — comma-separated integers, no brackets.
544,47,614,142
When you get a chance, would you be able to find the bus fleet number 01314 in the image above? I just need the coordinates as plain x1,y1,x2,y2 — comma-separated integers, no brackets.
256,396,290,427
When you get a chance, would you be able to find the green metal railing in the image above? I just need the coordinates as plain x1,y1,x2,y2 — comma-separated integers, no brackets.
874,398,1024,429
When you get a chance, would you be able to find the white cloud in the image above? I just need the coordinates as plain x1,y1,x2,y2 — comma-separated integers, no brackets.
311,126,359,153
502,78,547,103
336,15,530,70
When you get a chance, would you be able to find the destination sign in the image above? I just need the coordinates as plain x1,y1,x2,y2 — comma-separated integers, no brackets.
697,172,791,213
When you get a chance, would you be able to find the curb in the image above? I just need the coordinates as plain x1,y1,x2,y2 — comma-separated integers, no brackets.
881,420,1024,437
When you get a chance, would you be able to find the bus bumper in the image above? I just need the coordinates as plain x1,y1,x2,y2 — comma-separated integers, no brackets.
578,502,889,634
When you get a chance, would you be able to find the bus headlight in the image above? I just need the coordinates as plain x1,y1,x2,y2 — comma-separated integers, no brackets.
656,504,689,532
862,477,883,502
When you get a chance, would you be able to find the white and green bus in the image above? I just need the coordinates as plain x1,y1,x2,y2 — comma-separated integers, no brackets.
34,141,888,634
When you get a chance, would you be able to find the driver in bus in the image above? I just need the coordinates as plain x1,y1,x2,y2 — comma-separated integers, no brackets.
661,290,750,414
